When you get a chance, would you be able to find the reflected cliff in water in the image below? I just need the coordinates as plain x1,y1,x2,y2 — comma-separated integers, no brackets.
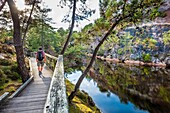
65,58,170,113
89,59,170,113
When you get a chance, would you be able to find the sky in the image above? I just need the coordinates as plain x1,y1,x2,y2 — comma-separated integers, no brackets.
16,0,100,31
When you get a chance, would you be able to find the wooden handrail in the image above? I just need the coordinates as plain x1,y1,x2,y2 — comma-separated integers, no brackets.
45,53,57,70
44,55,68,113
45,53,57,60
0,92,9,104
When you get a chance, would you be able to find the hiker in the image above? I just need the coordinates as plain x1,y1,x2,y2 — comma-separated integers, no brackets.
36,47,46,78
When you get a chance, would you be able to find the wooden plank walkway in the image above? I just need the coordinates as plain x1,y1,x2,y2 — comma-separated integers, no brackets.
0,58,53,113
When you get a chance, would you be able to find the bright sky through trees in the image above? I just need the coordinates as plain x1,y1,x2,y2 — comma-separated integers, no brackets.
16,0,100,31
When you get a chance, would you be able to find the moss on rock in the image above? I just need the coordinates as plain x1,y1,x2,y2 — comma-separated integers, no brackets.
65,79,101,113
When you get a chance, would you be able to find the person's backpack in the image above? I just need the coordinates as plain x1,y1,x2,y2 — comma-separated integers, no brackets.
37,51,44,61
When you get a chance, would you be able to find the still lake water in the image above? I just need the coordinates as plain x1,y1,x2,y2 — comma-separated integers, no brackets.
65,60,170,113
66,71,148,113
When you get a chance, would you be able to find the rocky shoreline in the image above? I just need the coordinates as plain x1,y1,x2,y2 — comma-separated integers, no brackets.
89,54,169,67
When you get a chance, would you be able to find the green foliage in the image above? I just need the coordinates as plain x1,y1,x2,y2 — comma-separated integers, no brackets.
142,37,157,49
163,30,170,45
57,27,68,36
0,59,13,65
27,24,66,53
0,29,12,43
65,44,85,60
0,59,21,85
82,23,93,32
26,27,41,51
0,69,5,77
0,58,21,94
93,18,110,33
99,0,110,18
159,86,170,102
0,77,6,87
142,53,151,62
8,72,21,80
143,67,150,76
117,48,124,55
100,0,163,28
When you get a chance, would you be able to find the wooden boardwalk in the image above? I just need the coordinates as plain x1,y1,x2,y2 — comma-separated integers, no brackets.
0,58,53,113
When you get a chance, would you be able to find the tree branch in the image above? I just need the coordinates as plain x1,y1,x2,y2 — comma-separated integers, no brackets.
61,0,76,54
0,0,6,11
22,0,36,46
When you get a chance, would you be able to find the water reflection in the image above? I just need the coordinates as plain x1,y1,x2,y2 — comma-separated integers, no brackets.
66,71,149,113
66,59,170,113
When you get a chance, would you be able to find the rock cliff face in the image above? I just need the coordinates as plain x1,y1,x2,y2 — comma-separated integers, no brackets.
165,10,170,22
157,0,170,22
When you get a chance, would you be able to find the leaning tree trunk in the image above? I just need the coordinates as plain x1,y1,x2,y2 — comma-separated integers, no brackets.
22,0,36,46
68,17,123,102
60,0,76,54
7,0,30,83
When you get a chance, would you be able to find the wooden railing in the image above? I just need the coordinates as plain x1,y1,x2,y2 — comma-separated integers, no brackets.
44,55,68,113
45,53,58,70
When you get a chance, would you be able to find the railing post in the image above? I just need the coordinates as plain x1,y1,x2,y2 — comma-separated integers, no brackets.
44,55,68,113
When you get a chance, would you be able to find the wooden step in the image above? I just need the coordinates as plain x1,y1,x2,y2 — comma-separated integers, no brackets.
1,100,45,109
25,85,49,91
11,94,46,100
19,90,48,96
0,104,44,113
27,81,50,85
7,97,46,104
17,91,47,96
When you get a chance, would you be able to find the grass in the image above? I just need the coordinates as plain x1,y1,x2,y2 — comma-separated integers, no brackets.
65,79,101,113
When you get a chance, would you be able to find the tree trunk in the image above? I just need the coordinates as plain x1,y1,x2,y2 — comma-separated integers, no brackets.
60,0,76,54
22,0,36,46
7,0,30,83
68,18,122,103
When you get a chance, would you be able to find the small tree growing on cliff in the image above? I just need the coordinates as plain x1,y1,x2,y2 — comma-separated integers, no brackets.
163,30,170,46
68,0,163,102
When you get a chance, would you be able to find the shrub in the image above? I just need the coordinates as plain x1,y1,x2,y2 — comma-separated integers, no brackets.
8,72,21,80
117,48,124,55
0,86,4,91
0,69,5,77
0,60,12,66
4,69,11,75
142,53,151,62
11,63,19,73
0,77,6,86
